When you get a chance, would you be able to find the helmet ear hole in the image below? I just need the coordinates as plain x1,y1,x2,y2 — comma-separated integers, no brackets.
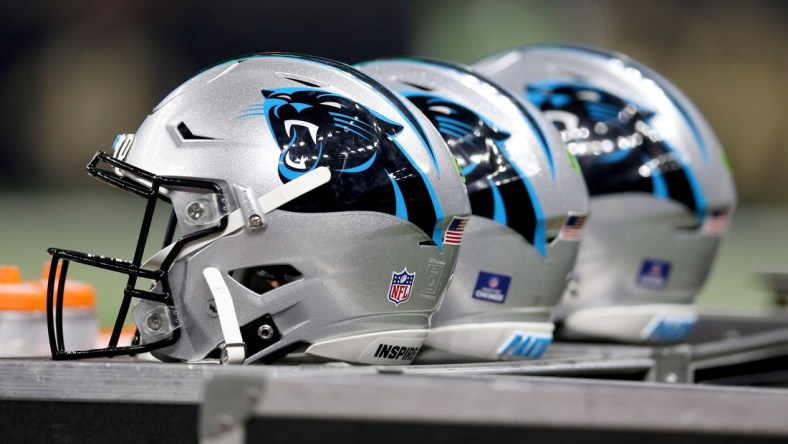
229,265,303,295
176,122,214,140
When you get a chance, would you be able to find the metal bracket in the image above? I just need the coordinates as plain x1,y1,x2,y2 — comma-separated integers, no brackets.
232,183,266,231
199,373,267,443
650,344,693,383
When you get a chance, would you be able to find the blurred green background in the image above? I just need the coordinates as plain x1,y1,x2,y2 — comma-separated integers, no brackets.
1,0,786,327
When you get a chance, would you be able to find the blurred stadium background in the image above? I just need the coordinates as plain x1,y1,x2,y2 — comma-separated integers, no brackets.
1,0,786,326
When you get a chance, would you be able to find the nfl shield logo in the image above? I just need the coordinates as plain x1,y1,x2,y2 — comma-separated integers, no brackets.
388,268,415,306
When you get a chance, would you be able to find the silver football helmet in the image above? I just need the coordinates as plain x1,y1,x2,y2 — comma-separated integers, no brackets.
476,45,737,343
359,58,589,360
46,54,469,364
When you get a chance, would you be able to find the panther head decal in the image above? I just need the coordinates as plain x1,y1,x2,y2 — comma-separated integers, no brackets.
526,81,704,218
247,87,444,245
403,91,544,253
402,93,510,185
262,88,404,179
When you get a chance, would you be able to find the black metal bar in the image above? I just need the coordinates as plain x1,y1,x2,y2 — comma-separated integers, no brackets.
55,260,69,353
45,255,61,355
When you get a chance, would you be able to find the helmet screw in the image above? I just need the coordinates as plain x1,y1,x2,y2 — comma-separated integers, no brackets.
205,299,218,318
249,214,263,228
257,324,274,340
186,201,205,221
147,312,163,331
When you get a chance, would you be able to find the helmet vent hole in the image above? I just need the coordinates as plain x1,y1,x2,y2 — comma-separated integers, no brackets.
283,76,322,88
177,122,214,140
229,265,303,295
400,80,433,92
275,71,327,88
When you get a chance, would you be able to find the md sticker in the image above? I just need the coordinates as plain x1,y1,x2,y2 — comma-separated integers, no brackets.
472,271,512,304
637,259,672,289
421,260,445,297
388,269,415,306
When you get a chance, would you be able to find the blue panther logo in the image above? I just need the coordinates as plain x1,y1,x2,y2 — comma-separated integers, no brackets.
526,81,706,220
403,92,545,254
240,87,444,245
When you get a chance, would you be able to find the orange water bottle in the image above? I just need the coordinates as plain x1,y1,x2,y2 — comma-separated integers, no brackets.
0,265,97,357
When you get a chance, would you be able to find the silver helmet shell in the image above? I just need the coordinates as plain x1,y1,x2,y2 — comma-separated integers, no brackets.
359,59,589,360
47,54,470,364
476,45,737,343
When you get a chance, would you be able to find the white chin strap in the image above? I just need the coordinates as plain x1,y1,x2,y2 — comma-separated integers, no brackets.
141,166,331,365
203,267,245,365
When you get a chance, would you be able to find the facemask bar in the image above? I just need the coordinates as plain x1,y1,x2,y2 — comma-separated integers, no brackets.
47,151,228,360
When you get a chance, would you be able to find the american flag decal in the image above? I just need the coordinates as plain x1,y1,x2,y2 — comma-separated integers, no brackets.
558,214,588,241
702,209,729,235
443,216,469,245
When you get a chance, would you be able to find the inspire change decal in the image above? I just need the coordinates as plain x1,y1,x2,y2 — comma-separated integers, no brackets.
637,259,672,289
472,271,512,304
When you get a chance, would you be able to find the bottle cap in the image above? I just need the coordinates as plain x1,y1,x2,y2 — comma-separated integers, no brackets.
0,264,95,311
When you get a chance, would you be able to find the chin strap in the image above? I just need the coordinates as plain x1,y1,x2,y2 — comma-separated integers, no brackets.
203,267,245,365
141,166,331,272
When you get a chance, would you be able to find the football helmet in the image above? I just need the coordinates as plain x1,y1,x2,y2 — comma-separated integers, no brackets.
476,45,737,343
358,58,588,360
46,53,470,364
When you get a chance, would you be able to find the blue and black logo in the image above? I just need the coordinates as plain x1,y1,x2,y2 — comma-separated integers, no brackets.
526,81,706,220
472,271,512,304
637,258,672,289
403,91,545,253
241,87,444,245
